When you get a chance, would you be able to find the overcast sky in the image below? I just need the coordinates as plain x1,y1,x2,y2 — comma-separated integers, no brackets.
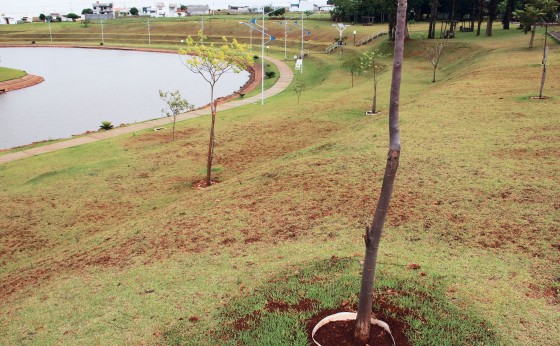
0,1,326,16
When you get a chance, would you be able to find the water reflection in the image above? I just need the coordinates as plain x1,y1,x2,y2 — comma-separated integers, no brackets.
0,47,249,149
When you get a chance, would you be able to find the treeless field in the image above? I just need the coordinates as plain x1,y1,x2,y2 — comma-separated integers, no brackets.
0,18,558,345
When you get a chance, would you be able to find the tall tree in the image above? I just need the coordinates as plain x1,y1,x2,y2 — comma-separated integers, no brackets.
476,0,484,35
179,33,253,186
82,8,93,15
428,0,438,38
485,0,498,36
130,7,139,16
502,0,516,29
354,0,407,342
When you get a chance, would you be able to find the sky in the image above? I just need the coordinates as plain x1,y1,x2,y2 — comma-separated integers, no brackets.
0,0,326,16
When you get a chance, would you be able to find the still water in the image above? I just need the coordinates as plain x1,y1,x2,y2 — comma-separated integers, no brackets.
0,47,249,149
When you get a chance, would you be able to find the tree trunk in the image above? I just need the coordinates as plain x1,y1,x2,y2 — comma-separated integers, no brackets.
428,0,438,39
476,0,484,36
206,89,217,186
529,26,536,48
502,0,515,29
432,65,437,82
485,0,497,36
354,0,406,342
372,82,377,113
539,46,548,98
173,114,177,141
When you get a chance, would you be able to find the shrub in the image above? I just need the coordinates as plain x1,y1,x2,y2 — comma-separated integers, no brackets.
265,71,276,79
253,55,259,60
99,121,113,130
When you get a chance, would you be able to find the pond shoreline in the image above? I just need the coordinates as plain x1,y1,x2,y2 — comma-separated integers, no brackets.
0,74,44,93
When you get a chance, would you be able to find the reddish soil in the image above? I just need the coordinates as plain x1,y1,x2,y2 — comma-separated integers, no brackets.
313,320,394,346
306,307,411,346
0,74,44,92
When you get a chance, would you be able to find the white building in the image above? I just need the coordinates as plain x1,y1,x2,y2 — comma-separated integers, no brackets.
88,2,115,19
187,5,210,16
290,0,314,12
0,15,17,25
142,2,179,17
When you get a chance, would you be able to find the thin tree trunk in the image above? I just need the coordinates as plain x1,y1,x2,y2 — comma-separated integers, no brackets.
433,66,437,82
354,0,406,342
173,115,177,141
539,46,548,98
476,0,484,36
372,81,377,113
529,26,536,48
206,89,216,186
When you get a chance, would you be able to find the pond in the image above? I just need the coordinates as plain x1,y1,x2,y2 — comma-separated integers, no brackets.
0,47,250,149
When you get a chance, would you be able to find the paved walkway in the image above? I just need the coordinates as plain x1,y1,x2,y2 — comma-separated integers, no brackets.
0,56,293,165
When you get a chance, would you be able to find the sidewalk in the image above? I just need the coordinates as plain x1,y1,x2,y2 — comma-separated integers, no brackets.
0,56,293,165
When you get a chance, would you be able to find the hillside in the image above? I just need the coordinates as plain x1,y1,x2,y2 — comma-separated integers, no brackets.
0,19,559,345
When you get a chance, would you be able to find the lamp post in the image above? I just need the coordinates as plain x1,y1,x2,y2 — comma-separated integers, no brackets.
353,30,356,46
47,18,53,43
266,45,269,55
147,17,151,45
100,18,105,45
261,7,264,105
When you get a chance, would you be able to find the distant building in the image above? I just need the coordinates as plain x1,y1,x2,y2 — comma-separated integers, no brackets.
290,0,314,12
228,5,251,14
142,2,179,17
314,4,334,12
86,2,115,20
187,5,210,16
0,15,17,25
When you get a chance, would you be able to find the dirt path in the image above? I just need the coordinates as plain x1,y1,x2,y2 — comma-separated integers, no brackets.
0,55,293,165
0,74,44,92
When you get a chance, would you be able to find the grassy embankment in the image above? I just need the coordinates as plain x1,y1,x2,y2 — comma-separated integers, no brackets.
0,18,559,345
0,67,26,82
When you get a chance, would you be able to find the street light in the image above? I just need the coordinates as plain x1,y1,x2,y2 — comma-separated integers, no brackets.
239,22,253,50
266,45,269,55
353,30,356,46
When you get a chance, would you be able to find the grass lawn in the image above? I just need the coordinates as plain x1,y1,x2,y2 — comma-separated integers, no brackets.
0,67,26,82
0,19,559,345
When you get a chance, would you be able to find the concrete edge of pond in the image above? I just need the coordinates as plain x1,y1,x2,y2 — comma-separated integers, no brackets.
0,74,45,93
0,51,293,165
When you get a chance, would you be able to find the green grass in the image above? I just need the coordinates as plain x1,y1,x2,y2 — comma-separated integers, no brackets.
0,67,26,82
0,20,559,345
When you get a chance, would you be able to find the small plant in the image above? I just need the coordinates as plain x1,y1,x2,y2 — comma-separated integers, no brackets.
100,42,104,46
265,71,276,79
31,41,36,44
99,121,113,130
253,55,259,61
292,78,306,104
159,90,193,141
239,93,246,98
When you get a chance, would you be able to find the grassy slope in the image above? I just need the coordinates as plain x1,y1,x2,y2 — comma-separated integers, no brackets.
0,67,26,82
0,21,559,345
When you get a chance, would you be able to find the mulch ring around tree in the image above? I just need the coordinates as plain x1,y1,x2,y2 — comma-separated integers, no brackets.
193,179,219,189
306,307,411,346
530,96,550,100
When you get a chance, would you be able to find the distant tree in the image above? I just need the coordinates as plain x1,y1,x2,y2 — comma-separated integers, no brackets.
476,0,484,35
425,39,448,82
46,15,53,22
485,0,499,36
39,14,46,21
82,8,93,15
341,55,361,87
82,19,91,28
292,78,306,103
360,49,388,114
304,10,314,18
66,13,80,22
514,0,560,48
179,32,253,187
180,5,187,10
159,90,194,141
428,0,438,39
502,0,516,29
130,7,139,16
